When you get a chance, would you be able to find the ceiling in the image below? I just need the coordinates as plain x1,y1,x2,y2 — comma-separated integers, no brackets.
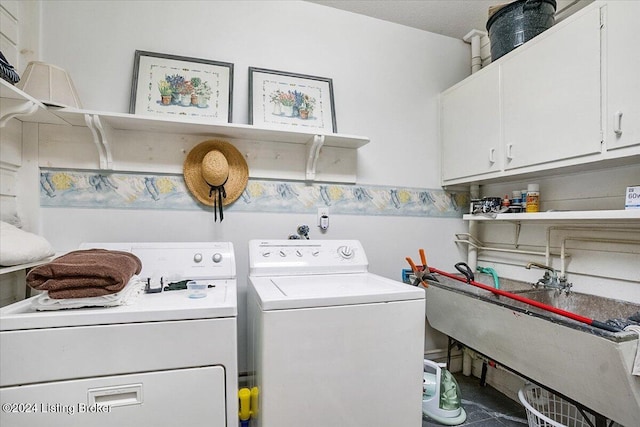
307,0,582,40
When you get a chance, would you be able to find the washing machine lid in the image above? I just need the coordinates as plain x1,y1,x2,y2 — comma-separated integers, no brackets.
250,273,424,310
0,280,237,331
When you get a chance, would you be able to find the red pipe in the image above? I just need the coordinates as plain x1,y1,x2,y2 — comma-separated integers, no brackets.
428,267,621,333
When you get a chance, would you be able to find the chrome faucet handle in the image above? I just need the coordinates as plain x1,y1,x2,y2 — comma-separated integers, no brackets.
526,262,570,290
558,277,573,293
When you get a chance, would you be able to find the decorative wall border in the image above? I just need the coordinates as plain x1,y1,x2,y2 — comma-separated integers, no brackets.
40,169,468,218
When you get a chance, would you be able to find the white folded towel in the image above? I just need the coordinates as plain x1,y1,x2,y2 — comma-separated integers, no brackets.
624,325,640,376
31,275,146,311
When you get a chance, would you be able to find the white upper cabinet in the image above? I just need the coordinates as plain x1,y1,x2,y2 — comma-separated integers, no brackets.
603,0,640,151
502,6,601,170
440,1,640,186
441,67,501,181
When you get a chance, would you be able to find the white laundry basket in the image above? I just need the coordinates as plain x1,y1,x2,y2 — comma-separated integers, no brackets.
518,384,595,427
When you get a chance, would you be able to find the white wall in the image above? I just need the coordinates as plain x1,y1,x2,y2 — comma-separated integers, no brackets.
32,0,471,372
40,0,469,188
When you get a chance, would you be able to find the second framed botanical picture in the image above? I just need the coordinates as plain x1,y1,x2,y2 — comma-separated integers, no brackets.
249,67,337,132
130,50,233,122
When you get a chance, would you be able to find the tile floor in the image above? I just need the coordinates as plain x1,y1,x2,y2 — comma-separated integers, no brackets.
422,373,528,427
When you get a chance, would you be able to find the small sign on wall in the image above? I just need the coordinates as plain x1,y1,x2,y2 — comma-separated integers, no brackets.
626,186,640,209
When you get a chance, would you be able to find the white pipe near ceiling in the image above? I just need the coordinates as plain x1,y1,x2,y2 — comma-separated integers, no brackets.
463,29,487,74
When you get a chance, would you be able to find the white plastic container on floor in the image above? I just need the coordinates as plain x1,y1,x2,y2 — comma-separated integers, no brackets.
518,384,595,427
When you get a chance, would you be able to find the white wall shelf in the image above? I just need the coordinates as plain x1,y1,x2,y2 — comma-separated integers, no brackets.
463,209,640,222
0,79,69,127
52,108,370,180
1,79,370,181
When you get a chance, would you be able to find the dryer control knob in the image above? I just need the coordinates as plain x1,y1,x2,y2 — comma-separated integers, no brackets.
338,245,354,259
194,253,203,263
212,253,223,263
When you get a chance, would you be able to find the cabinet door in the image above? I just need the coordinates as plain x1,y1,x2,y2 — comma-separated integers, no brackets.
441,67,501,182
502,6,602,170
604,1,640,150
0,366,226,427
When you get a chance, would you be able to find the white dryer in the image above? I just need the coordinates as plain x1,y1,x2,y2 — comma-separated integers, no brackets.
247,239,425,427
0,242,238,427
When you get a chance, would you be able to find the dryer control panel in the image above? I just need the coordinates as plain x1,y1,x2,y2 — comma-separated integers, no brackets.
80,241,236,281
249,240,368,276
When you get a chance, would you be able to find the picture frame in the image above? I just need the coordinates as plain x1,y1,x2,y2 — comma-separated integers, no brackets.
129,50,233,122
249,67,337,132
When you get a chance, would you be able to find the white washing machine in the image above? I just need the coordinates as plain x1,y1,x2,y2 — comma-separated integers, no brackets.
247,240,425,427
0,242,238,427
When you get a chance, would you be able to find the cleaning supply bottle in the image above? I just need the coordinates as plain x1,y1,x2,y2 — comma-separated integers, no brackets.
526,184,540,213
511,190,522,213
501,195,510,211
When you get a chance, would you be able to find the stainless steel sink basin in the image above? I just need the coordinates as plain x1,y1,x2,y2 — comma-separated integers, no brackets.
425,273,640,426
511,288,639,323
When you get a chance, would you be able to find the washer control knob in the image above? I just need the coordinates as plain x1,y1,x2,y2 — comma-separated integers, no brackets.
279,250,287,257
312,250,320,257
296,250,303,257
262,251,271,257
194,253,203,263
338,245,354,259
212,253,223,263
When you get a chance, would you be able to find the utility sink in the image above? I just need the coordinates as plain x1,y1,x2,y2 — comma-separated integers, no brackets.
511,288,639,324
425,273,640,427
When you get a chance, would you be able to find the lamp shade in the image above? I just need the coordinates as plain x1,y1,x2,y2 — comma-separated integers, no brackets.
16,61,82,108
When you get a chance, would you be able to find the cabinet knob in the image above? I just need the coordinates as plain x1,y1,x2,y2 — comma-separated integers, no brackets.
614,111,623,136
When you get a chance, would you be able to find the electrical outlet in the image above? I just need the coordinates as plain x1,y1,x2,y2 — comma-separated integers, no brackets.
317,208,329,230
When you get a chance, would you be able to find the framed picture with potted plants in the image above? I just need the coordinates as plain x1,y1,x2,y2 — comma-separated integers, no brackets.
129,50,233,123
249,67,337,132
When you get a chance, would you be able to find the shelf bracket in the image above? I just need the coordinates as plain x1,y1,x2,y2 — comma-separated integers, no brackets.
0,100,38,128
84,114,113,169
92,115,113,169
305,134,325,181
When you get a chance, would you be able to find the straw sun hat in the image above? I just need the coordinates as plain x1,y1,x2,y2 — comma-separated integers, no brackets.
183,139,249,221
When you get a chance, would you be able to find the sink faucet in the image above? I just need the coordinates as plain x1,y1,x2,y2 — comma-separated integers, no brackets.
525,262,572,291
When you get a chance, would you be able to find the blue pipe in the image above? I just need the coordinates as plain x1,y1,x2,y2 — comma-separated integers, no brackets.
240,420,250,427
476,266,499,289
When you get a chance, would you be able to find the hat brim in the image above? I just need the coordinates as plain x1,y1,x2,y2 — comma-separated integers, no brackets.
184,139,249,207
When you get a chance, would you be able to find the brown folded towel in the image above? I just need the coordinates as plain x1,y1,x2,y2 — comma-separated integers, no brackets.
27,249,142,299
